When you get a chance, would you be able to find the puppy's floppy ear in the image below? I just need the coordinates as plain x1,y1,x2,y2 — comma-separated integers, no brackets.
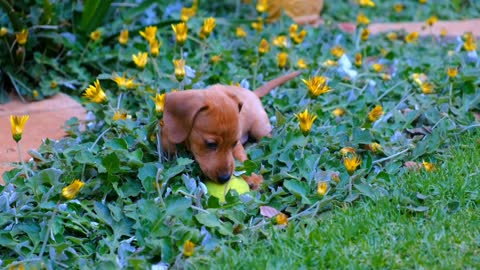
225,91,243,113
164,90,207,144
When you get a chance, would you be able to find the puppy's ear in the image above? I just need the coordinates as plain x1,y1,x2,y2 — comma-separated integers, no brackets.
225,91,243,113
164,91,207,144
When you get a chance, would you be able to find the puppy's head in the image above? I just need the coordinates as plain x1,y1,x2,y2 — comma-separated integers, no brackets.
164,89,243,183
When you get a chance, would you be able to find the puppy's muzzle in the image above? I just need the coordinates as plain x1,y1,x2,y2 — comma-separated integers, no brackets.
217,173,231,184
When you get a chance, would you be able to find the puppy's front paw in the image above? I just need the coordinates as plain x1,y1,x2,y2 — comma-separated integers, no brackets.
243,173,263,190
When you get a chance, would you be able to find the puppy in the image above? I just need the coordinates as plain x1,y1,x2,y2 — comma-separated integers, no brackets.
161,71,301,189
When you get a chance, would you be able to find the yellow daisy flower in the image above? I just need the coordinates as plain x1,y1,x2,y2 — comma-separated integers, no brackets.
295,108,317,136
10,115,29,142
173,59,186,82
16,29,29,45
368,105,384,122
62,179,85,200
84,79,107,103
344,154,362,175
132,52,148,69
302,76,330,97
172,22,188,46
118,29,129,45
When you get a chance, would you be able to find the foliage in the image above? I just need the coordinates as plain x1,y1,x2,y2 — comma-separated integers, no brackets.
1,0,479,269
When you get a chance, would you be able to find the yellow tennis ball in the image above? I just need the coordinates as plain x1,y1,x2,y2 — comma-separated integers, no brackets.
205,175,250,203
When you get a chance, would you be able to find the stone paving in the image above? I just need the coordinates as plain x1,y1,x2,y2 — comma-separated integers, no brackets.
0,19,478,183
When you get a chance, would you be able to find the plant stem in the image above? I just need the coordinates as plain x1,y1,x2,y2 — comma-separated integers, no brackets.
16,141,29,179
39,200,61,259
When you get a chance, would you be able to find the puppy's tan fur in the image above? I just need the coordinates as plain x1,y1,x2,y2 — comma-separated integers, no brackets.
161,72,301,189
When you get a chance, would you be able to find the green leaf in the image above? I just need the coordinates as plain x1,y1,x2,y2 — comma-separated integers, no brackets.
165,197,192,218
354,183,376,200
283,180,311,204
102,153,120,174
352,127,372,144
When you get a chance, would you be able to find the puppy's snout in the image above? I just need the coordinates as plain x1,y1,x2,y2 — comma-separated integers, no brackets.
218,174,231,184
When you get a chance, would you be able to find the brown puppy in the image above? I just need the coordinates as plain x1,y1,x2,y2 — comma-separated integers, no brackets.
161,71,301,189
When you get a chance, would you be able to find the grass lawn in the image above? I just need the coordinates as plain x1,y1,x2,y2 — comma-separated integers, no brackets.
198,131,480,269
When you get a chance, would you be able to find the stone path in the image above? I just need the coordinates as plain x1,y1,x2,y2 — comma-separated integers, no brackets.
0,19,478,183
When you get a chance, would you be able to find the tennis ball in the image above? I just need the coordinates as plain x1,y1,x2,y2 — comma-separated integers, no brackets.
205,175,250,203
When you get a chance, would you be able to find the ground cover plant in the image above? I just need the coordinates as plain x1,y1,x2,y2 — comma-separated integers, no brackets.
1,0,479,269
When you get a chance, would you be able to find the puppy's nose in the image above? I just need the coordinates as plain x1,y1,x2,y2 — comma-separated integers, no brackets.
218,174,231,184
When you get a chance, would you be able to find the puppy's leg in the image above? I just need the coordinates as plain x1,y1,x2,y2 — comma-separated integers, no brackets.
233,143,263,190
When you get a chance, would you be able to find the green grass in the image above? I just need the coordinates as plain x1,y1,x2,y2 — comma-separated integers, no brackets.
194,131,480,269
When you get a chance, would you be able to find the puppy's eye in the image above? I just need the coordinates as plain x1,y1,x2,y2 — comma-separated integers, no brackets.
205,141,218,150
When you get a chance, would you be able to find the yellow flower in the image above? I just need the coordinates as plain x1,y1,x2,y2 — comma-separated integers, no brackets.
422,161,435,171
90,29,101,41
16,29,28,45
317,181,328,196
330,45,345,58
211,55,222,64
381,73,391,81
256,0,268,13
273,35,288,48
200,17,216,39
50,81,58,89
357,13,370,25
344,154,362,175
297,59,307,69
419,0,427,4
10,115,29,142
361,28,370,41
332,108,345,117
405,32,419,43
258,38,270,55
355,53,362,67
112,73,137,89
322,59,338,67
275,213,288,225
132,52,148,69
440,28,447,37
277,52,288,68
151,93,166,113
236,27,247,38
369,143,383,154
140,26,157,44
387,32,397,41
173,59,186,82
33,90,39,98
426,15,438,27
251,17,264,32
368,105,384,122
118,29,129,45
420,82,435,94
84,79,107,103
183,240,195,257
302,76,330,97
372,63,383,72
292,30,307,44
412,72,427,85
295,108,317,136
172,22,188,46
289,24,298,38
181,6,197,22
113,110,128,121
340,147,356,156
0,27,8,37
150,39,160,57
463,32,477,51
393,3,404,13
62,179,85,200
447,67,458,78
359,0,375,7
